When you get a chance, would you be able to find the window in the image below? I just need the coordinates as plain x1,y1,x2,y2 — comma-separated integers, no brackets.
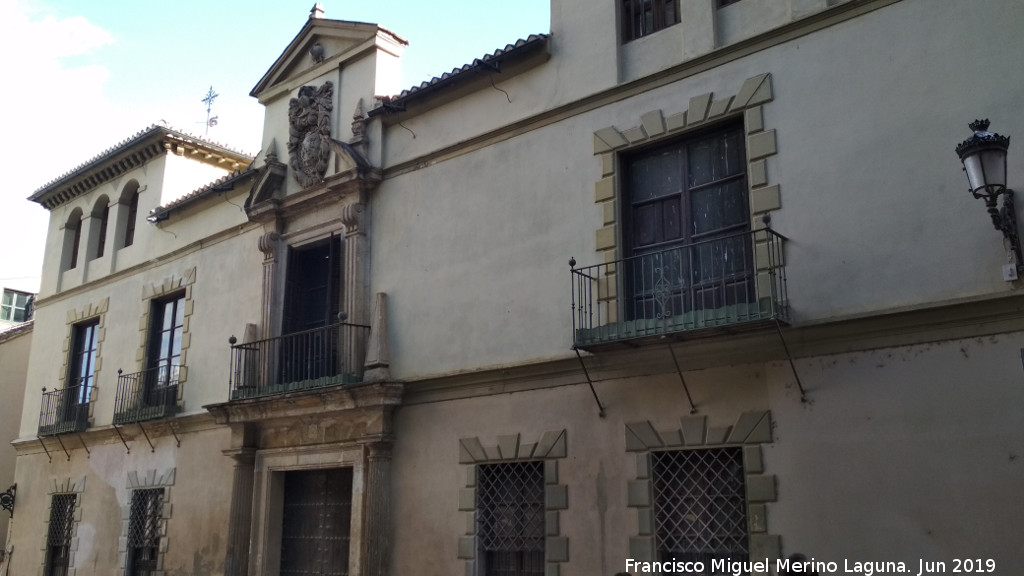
652,448,748,570
95,203,110,258
1,289,32,322
147,294,184,400
280,236,343,382
622,0,680,42
284,237,342,334
69,320,99,403
476,461,545,576
622,123,751,320
124,191,139,248
44,494,76,576
280,468,353,575
127,488,164,576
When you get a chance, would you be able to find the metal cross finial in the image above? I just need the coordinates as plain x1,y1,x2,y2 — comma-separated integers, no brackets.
201,86,220,136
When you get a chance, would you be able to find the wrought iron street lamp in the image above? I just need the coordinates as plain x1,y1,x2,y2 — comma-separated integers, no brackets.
955,119,1022,274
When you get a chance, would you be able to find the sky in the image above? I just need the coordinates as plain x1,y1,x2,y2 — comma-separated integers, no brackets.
0,0,549,294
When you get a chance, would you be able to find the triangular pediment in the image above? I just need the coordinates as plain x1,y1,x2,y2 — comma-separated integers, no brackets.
251,17,407,104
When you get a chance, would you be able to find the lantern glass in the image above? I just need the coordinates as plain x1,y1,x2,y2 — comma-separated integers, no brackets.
979,147,1008,190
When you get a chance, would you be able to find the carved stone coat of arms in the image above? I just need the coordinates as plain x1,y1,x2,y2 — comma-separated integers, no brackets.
287,81,333,187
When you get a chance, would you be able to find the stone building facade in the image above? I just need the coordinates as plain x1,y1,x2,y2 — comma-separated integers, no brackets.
8,1,1024,575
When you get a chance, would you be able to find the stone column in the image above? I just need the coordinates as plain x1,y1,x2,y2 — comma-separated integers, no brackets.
223,424,257,576
362,440,393,576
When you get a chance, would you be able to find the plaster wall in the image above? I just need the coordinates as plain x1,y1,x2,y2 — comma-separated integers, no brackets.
18,225,263,438
7,425,232,576
159,153,236,207
389,333,1024,574
37,154,253,300
0,327,30,553
39,159,163,298
369,0,1024,380
376,0,869,168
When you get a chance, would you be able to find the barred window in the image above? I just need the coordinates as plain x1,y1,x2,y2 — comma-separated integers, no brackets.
476,461,545,576
652,448,748,571
44,494,76,576
127,488,164,576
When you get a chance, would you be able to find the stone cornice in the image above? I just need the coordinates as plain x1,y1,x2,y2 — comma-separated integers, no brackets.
204,381,404,425
29,126,254,210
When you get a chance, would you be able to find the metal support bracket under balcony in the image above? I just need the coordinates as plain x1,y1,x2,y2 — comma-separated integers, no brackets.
137,421,156,453
667,344,698,414
75,433,90,458
573,348,606,418
774,318,807,402
112,424,131,454
54,434,71,462
167,420,181,447
37,436,52,463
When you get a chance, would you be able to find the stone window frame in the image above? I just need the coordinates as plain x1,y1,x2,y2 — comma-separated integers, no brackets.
457,430,569,576
625,411,780,564
591,73,780,324
135,268,196,404
40,476,87,576
58,298,109,422
118,468,176,576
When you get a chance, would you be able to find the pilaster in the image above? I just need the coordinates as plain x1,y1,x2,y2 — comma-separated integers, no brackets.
257,231,281,340
361,439,393,576
223,424,257,576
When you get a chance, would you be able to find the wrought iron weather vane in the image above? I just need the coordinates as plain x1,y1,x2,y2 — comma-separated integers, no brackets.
201,85,219,136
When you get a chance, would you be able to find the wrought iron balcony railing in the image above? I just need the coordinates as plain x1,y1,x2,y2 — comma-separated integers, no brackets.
113,366,181,425
570,229,788,348
229,321,370,400
38,383,94,436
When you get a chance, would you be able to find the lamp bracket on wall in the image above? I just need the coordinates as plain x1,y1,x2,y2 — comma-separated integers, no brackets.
0,484,14,518
987,189,1023,273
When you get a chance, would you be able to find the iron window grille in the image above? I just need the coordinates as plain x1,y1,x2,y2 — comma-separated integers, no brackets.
127,488,164,576
44,493,76,576
476,461,546,576
622,0,680,42
652,448,748,571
